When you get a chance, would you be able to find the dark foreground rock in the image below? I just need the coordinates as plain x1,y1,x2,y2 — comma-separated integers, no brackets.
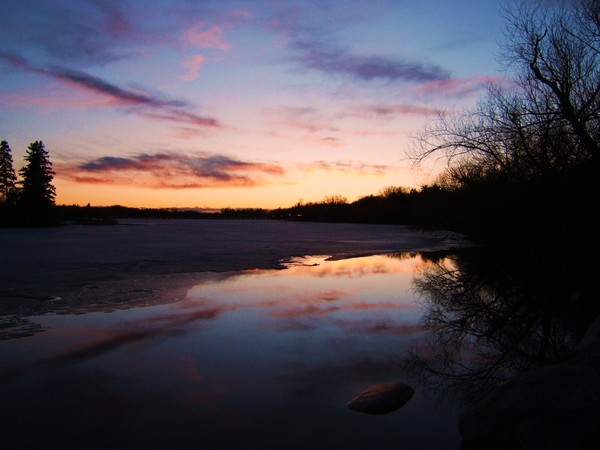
347,382,415,415
460,313,600,450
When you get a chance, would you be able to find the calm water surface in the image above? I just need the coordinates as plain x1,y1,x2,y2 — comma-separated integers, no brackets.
0,253,460,449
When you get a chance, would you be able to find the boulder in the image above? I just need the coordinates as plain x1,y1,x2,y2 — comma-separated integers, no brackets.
347,382,414,415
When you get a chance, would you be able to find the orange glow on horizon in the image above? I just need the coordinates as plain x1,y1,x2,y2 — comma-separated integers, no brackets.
54,164,431,209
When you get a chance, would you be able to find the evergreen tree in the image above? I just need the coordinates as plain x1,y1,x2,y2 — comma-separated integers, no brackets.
19,140,56,208
0,140,17,203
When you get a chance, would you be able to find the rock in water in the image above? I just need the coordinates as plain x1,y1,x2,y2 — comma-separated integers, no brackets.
347,382,415,415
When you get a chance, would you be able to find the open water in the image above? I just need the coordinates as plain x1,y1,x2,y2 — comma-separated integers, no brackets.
3,219,586,449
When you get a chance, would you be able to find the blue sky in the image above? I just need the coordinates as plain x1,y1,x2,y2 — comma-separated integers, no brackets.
0,0,508,208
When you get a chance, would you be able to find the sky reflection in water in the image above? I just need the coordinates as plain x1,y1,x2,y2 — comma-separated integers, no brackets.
0,254,460,450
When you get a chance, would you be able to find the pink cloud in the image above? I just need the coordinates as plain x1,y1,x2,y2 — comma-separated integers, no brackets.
366,103,446,117
412,75,504,98
0,52,222,128
319,289,345,301
291,37,450,83
0,91,114,112
303,160,388,176
319,137,344,147
229,8,253,21
350,129,406,137
58,151,286,189
274,119,340,133
181,55,206,81
184,22,233,50
267,106,340,134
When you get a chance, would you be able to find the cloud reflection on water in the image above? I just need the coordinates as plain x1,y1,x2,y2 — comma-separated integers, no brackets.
1,253,431,382
182,254,421,325
0,252,461,449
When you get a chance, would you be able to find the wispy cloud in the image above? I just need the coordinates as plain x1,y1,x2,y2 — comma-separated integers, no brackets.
267,101,441,145
0,52,220,128
0,91,113,111
47,65,189,109
267,105,339,133
265,2,451,85
304,160,389,176
1,1,137,66
184,22,233,50
319,137,345,147
58,150,393,189
274,119,340,134
181,55,207,81
411,75,504,98
59,152,285,189
291,39,451,83
364,103,446,117
332,102,446,122
267,3,496,103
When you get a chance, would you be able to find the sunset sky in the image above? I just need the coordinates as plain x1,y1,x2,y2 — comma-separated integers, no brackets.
0,0,508,209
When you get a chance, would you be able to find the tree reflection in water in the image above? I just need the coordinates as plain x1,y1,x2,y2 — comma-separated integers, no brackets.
405,247,599,404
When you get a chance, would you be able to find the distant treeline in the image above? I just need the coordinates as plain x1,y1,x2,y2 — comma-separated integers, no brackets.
55,204,271,222
272,162,599,249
